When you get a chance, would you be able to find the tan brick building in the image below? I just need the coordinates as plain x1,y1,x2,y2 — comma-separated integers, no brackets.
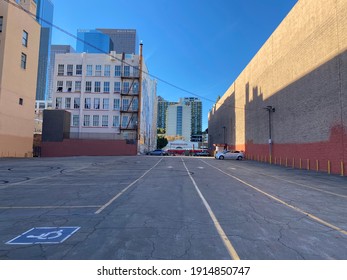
0,0,40,157
208,0,347,175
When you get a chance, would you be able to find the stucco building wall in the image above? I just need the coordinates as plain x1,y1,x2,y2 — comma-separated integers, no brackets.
208,0,347,175
0,0,40,157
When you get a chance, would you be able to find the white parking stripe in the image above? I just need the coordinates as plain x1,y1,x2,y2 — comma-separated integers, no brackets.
181,158,240,260
203,160,347,236
95,158,164,214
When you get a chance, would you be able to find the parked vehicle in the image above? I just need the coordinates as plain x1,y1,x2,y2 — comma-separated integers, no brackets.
147,149,169,156
215,150,244,160
194,150,210,157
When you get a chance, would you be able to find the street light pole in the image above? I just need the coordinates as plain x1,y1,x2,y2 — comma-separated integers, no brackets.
264,106,275,163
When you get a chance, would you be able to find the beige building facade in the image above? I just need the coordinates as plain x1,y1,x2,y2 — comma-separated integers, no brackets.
0,0,40,157
208,0,347,175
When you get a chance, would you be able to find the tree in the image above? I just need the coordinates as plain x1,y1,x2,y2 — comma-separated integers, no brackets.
157,136,168,149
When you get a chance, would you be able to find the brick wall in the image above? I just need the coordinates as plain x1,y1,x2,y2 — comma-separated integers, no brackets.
41,139,137,157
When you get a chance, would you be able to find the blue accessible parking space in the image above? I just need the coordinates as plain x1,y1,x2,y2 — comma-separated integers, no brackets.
6,227,80,245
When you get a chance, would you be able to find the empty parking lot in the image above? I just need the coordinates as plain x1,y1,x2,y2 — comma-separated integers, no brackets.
0,156,346,260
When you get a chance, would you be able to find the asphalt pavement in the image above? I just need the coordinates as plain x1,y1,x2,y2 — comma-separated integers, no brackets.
0,156,346,260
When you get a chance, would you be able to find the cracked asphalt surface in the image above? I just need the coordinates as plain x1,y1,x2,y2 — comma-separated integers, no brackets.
0,156,346,260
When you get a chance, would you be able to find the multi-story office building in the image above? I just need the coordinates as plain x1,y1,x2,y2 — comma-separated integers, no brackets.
159,97,202,140
76,29,111,54
76,29,138,55
157,96,169,130
35,0,54,100
97,29,138,54
0,0,40,157
52,50,157,154
166,102,192,141
181,97,202,136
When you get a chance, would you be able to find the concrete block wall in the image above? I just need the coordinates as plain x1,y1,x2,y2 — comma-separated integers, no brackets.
208,0,347,175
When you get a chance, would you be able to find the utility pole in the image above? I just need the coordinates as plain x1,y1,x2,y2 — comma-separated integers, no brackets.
137,42,143,153
264,106,275,163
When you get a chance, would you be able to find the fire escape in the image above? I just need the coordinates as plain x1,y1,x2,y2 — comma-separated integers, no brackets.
120,54,139,136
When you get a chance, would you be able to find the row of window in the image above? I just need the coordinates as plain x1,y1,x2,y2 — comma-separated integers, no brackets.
72,114,137,128
57,64,139,77
21,30,29,69
56,80,138,94
55,97,138,111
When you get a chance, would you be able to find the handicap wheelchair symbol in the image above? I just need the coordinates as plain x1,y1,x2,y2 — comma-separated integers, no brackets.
6,227,80,245
27,229,64,240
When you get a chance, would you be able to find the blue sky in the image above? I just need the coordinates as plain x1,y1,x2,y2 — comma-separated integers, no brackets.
51,0,298,130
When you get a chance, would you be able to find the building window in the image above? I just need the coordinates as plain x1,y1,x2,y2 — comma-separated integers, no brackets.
114,81,121,92
94,81,101,93
94,98,100,109
104,65,110,76
132,98,138,111
66,81,72,92
122,99,129,111
102,115,108,127
56,81,63,92
19,98,24,105
133,82,139,94
115,65,121,77
123,82,130,94
103,98,109,110
124,66,130,77
74,98,80,109
121,116,129,128
113,115,120,127
72,115,79,126
113,98,120,110
85,81,92,92
104,81,110,93
83,115,90,126
65,97,71,109
21,53,27,69
67,64,73,76
58,64,64,76
86,65,93,76
93,115,99,127
55,97,62,109
22,31,28,47
0,16,3,32
75,81,81,92
95,65,102,76
176,106,183,136
76,64,82,75
85,98,91,109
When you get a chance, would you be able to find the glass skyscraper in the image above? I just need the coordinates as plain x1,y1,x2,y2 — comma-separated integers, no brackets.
76,30,111,53
76,29,138,54
97,29,138,54
35,0,54,100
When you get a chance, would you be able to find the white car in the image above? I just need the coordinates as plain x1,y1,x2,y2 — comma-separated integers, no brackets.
215,150,244,160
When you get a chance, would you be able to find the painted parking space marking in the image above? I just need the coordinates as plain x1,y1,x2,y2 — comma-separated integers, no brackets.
0,205,101,210
6,227,80,245
95,158,164,214
203,160,347,236
182,158,240,260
